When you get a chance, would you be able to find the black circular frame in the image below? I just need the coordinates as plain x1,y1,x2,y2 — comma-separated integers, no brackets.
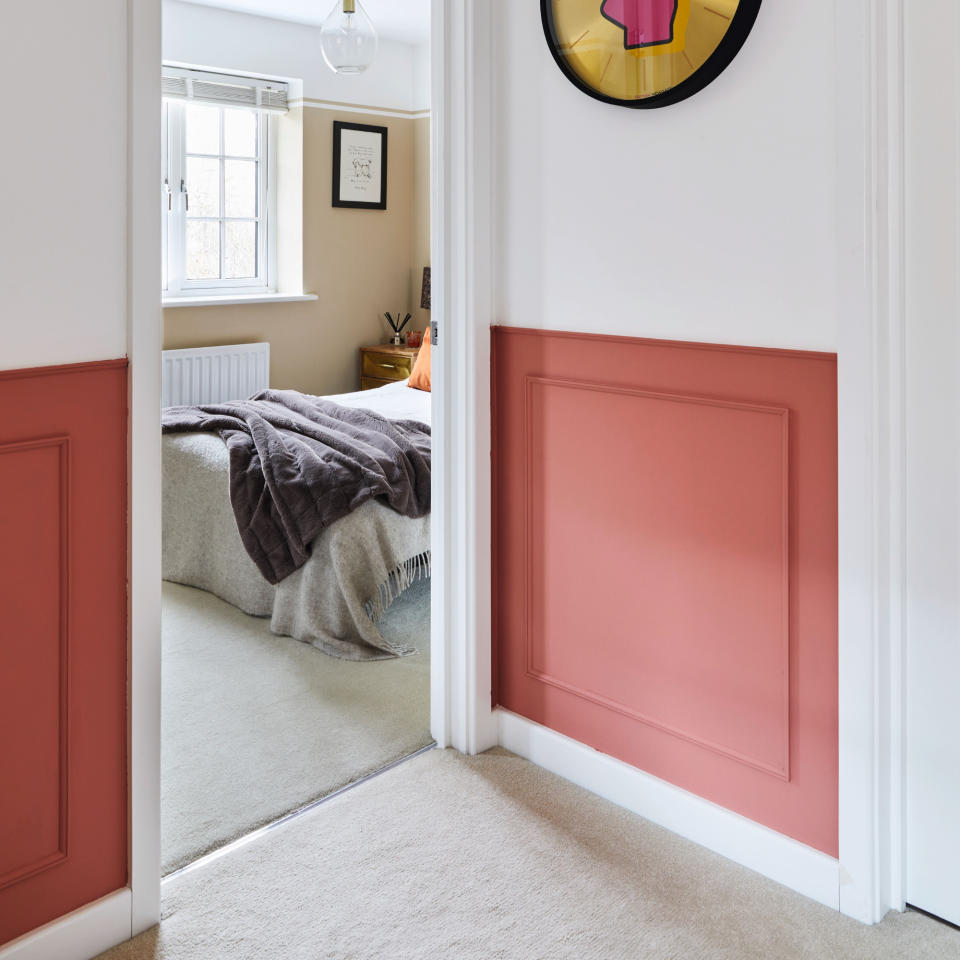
541,0,763,109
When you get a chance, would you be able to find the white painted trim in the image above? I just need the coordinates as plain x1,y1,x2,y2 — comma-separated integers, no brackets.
875,0,907,921
291,98,431,120
162,292,317,308
431,0,497,755
0,889,131,960
128,0,164,939
498,710,841,910
877,0,907,918
835,0,907,925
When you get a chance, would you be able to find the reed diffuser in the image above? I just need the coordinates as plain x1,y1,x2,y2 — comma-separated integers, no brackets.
384,310,412,345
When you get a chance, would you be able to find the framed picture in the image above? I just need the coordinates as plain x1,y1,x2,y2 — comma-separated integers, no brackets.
332,121,388,210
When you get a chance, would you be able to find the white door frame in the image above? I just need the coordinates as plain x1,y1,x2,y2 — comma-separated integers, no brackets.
127,0,164,938
434,0,909,926
835,0,907,924
429,0,497,756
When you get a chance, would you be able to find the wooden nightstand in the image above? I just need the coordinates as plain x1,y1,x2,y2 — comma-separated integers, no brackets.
359,343,420,390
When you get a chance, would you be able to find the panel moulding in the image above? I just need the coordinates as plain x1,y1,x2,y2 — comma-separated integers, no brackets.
521,374,792,781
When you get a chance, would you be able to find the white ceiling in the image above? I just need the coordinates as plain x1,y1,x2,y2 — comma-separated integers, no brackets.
178,0,431,44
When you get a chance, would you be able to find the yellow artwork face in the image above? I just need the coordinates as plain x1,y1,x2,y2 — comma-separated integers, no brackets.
543,0,762,108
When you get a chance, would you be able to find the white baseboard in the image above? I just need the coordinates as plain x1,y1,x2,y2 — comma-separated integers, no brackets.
497,709,841,911
0,889,132,960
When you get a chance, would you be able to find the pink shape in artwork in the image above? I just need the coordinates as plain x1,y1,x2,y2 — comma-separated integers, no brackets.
601,0,678,48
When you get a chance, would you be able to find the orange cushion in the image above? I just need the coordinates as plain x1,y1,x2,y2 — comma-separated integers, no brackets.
408,331,431,392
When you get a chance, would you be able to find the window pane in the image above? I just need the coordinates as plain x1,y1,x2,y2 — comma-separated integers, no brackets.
186,157,220,217
224,109,257,157
224,221,257,279
185,103,220,155
186,221,220,280
225,160,257,218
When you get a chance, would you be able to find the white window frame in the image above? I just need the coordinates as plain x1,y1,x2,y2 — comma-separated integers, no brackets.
162,98,278,298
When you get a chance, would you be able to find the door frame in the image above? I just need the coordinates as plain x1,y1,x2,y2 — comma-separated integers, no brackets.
429,0,497,756
128,0,164,938
835,0,908,923
434,0,909,926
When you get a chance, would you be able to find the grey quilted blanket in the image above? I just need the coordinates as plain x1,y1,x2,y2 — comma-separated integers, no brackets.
162,390,431,585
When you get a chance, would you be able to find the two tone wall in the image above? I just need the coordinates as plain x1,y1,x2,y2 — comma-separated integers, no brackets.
162,1,431,397
491,1,838,352
0,0,132,946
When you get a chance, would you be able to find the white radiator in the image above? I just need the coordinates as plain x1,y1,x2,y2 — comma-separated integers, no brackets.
162,342,270,407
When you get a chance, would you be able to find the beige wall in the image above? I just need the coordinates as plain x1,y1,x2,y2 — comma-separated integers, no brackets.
163,107,430,396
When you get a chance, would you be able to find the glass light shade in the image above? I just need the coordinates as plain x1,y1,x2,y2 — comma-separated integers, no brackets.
320,0,378,76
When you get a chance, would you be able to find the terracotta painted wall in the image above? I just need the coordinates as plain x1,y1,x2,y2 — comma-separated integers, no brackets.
492,327,839,856
0,361,129,947
163,107,429,397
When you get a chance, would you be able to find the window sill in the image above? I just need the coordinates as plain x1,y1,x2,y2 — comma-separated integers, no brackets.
162,293,319,309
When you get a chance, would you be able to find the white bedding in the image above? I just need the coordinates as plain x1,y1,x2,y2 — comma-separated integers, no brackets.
162,380,432,659
326,379,431,425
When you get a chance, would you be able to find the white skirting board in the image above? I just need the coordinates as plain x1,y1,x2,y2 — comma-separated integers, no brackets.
0,889,131,960
496,709,841,911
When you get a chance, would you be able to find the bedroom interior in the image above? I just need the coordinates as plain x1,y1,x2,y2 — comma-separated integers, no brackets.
6,0,960,957
157,0,435,877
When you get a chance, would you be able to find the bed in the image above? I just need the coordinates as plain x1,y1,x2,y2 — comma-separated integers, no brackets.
162,379,431,661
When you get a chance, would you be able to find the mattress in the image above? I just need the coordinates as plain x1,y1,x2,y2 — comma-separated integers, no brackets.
325,378,432,426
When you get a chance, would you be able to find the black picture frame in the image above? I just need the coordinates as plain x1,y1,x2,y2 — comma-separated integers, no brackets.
332,121,388,210
541,0,763,110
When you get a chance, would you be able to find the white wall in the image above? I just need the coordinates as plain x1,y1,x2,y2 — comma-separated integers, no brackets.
163,0,430,113
1,0,129,370
491,1,839,352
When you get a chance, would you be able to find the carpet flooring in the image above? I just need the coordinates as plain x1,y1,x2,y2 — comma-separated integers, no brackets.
103,748,960,960
161,577,431,875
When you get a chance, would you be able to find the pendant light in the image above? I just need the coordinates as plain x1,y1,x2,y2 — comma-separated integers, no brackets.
320,0,378,75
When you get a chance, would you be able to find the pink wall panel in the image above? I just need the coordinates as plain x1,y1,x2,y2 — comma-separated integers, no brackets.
492,328,838,856
0,360,128,947
0,439,69,887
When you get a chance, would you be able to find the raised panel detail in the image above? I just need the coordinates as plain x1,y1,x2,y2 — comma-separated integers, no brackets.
0,359,128,948
0,438,69,888
524,377,790,778
493,328,839,857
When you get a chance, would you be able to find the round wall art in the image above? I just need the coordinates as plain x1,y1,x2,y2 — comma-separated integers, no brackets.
542,0,763,108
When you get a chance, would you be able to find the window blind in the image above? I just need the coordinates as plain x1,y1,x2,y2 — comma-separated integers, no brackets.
162,66,289,114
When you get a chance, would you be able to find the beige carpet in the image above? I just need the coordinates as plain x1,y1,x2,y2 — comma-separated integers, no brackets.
161,577,431,874
103,748,959,960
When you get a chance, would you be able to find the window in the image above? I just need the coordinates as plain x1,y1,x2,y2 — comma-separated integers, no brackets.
162,68,287,298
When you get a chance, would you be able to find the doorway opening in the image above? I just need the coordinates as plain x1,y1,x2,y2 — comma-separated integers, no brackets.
157,0,434,878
